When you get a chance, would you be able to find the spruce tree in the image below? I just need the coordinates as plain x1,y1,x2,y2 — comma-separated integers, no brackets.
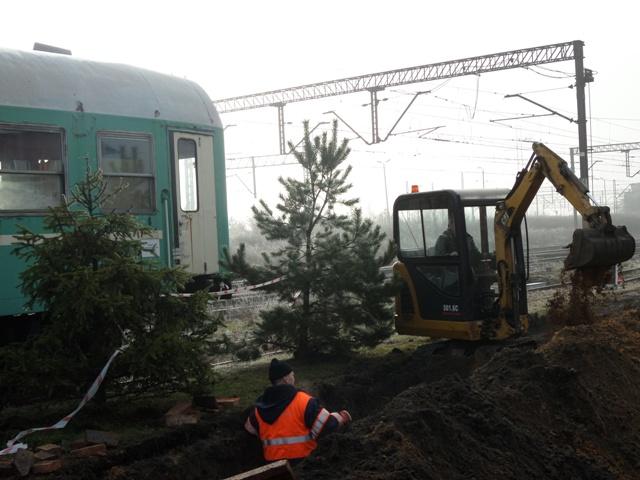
223,121,396,359
0,167,219,405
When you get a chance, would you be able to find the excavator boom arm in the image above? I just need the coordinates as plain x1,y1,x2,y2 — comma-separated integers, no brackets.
492,142,635,336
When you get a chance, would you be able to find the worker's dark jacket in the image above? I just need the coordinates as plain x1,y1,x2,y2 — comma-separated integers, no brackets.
245,384,340,460
435,228,482,267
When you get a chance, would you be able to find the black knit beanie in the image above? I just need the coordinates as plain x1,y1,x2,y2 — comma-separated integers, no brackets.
269,358,293,382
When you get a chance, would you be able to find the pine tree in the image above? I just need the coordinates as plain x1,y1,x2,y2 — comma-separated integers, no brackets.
0,167,220,405
223,121,396,359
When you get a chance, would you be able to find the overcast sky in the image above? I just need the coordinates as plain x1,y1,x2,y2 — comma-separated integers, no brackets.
3,0,639,222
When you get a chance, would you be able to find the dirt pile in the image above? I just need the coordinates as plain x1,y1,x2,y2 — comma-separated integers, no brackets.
299,307,640,480
8,288,640,479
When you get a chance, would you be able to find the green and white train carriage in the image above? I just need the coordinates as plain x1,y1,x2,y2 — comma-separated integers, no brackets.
0,47,229,336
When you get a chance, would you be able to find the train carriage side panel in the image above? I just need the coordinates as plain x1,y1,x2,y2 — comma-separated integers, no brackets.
0,47,229,325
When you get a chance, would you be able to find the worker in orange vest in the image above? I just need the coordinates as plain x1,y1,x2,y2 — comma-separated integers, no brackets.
244,358,351,462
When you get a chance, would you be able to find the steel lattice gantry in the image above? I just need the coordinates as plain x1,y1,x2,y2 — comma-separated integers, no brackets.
214,40,590,182
214,41,577,112
570,142,640,179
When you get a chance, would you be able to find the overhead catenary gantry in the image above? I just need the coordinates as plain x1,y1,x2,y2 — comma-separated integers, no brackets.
567,141,640,227
570,142,640,178
214,40,591,187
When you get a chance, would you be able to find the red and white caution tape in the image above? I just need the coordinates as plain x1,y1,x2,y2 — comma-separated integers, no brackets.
210,276,285,297
176,275,286,298
0,345,127,456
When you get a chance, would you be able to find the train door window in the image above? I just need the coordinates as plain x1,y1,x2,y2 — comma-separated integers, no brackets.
0,127,65,211
98,133,154,212
177,138,198,211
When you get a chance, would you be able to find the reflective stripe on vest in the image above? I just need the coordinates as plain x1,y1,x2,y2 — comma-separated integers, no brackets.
310,408,330,439
255,391,317,461
262,434,313,446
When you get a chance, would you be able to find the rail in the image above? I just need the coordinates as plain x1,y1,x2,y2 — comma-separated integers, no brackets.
214,242,639,313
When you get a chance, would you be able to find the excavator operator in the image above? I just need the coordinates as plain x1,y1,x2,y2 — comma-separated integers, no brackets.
435,212,482,267
244,359,352,463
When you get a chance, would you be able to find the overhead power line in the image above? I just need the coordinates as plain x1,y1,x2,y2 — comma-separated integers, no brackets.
214,41,584,153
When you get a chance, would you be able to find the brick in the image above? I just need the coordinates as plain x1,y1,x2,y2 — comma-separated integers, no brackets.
13,449,34,477
35,443,63,456
85,430,119,448
165,411,201,427
164,401,194,417
165,401,201,426
216,396,241,408
71,443,107,457
34,450,58,461
69,438,90,450
32,459,63,475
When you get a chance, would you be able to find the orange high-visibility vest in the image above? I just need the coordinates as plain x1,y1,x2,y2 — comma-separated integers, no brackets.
255,391,331,461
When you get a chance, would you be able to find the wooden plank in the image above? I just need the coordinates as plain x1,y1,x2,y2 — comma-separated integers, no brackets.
222,459,297,480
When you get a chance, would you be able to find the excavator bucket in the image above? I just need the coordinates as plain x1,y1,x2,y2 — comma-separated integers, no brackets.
565,226,636,270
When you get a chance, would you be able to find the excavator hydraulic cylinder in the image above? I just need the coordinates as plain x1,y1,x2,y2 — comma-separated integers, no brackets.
565,226,636,270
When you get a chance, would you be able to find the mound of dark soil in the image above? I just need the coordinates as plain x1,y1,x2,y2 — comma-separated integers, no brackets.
6,290,640,479
298,308,640,480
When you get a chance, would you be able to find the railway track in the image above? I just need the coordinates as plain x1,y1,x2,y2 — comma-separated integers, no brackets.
215,243,639,313
212,252,639,368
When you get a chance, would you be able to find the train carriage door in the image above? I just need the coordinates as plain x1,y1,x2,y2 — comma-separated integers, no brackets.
171,132,218,276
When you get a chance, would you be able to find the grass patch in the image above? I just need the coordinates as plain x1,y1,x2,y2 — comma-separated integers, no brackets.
0,334,434,450
213,334,432,408
213,354,353,408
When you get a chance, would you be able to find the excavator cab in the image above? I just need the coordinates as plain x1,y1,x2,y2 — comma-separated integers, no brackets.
393,189,510,341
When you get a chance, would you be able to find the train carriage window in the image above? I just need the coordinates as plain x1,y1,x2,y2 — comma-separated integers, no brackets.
99,133,154,212
0,128,64,211
177,138,198,212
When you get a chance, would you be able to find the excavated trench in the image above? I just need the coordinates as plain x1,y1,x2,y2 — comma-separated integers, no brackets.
14,283,640,480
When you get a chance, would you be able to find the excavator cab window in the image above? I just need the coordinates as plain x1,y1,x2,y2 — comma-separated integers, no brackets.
396,206,462,296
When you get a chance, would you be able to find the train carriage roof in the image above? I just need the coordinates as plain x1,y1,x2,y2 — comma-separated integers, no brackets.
0,48,222,128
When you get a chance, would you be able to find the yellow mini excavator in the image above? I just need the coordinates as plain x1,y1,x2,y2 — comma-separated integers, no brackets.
392,142,636,341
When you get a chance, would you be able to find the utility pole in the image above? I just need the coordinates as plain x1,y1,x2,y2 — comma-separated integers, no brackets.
251,157,257,198
573,40,590,191
276,103,286,155
379,160,391,224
